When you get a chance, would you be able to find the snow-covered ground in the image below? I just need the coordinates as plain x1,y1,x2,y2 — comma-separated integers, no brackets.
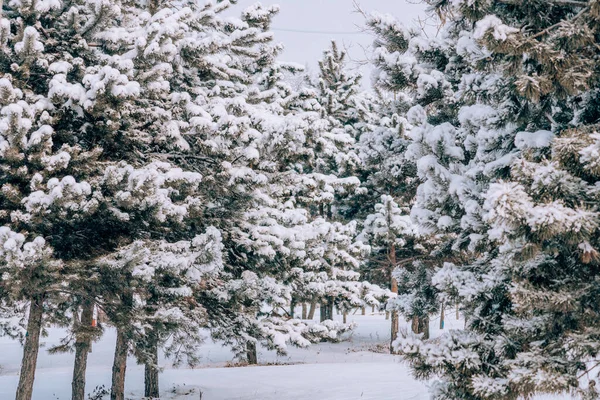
0,308,562,400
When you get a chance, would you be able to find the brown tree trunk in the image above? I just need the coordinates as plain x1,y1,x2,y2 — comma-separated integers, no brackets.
456,302,460,320
361,306,366,315
411,315,419,334
389,242,399,352
110,328,129,400
15,295,45,400
439,302,445,330
371,305,375,313
246,341,257,365
301,303,307,319
307,301,316,320
327,298,334,321
390,311,399,354
385,311,390,320
343,312,347,324
144,335,159,399
72,300,95,400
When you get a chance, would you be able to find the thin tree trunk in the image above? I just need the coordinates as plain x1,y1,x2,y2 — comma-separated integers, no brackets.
390,311,399,354
371,305,375,313
390,241,399,352
361,306,366,315
301,303,307,319
439,302,445,330
15,295,44,400
289,296,296,319
456,302,459,320
307,301,316,320
110,328,128,400
246,341,257,365
72,300,94,400
385,311,389,320
144,335,159,399
343,312,347,324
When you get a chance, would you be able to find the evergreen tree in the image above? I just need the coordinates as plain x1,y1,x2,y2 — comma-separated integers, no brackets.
393,1,600,399
316,41,361,129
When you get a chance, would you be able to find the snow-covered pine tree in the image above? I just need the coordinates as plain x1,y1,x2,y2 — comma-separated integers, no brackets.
104,0,375,374
0,230,60,400
354,10,454,346
0,2,215,399
238,32,388,326
394,1,600,399
316,41,361,131
359,195,418,348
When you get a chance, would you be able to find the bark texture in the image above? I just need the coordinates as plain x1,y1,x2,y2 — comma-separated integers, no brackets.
307,301,316,320
144,336,159,399
246,341,257,365
15,295,45,400
72,300,95,400
319,297,334,322
110,328,128,400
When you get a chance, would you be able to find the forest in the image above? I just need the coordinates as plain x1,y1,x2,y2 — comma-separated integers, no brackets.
1,0,600,399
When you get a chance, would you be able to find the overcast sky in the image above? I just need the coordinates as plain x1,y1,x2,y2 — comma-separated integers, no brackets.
230,0,430,84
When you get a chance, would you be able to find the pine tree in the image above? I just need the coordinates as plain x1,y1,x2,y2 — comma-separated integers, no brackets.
392,1,600,399
316,41,361,129
0,2,214,399
359,195,418,348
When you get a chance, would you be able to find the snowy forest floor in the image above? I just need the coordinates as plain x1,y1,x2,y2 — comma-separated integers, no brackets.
0,308,565,400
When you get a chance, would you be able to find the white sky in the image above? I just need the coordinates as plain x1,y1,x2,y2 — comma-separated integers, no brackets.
230,0,430,84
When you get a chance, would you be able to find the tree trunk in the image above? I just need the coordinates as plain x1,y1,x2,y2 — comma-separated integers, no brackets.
439,302,445,330
72,300,95,400
456,302,460,320
246,341,257,365
144,335,159,399
390,311,399,354
385,311,389,320
15,295,44,400
411,315,419,334
307,301,316,320
319,302,327,322
110,328,128,400
289,297,296,319
343,312,347,324
301,303,307,319
361,306,366,315
419,316,430,340
389,242,399,352
371,305,375,313
320,298,334,322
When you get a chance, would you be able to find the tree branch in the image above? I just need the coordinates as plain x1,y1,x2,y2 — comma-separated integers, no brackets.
148,153,219,165
498,0,588,7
